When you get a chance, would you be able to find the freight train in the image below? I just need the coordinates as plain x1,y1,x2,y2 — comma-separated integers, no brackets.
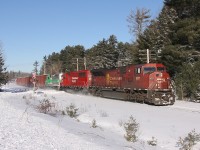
16,63,175,105
16,74,60,88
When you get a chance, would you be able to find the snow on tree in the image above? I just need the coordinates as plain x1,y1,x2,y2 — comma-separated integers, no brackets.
0,44,8,88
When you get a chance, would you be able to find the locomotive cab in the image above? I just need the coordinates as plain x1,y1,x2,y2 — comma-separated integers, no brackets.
142,64,171,90
60,72,71,89
140,63,175,105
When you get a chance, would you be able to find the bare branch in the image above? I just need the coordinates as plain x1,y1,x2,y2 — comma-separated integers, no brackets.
127,8,151,41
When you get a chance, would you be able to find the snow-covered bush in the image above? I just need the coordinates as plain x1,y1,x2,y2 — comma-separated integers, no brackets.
177,129,200,150
66,103,79,118
79,106,88,113
61,110,66,115
118,120,124,127
147,136,157,146
124,115,139,142
99,110,108,117
37,99,55,114
91,119,97,128
22,95,30,105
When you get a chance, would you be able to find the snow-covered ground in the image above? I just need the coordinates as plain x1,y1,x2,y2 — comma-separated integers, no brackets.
1,83,200,150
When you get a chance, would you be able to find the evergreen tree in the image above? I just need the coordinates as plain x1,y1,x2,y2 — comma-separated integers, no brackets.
0,47,8,87
93,38,108,69
33,61,39,75
136,0,200,99
156,6,178,49
84,46,96,70
105,35,119,68
47,52,61,74
170,18,200,51
85,35,138,69
175,61,200,99
161,45,187,76
117,42,138,66
137,6,178,63
86,35,120,69
164,0,200,19
157,1,200,99
40,56,47,74
59,45,85,72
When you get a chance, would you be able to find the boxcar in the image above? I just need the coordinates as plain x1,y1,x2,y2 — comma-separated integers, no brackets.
16,76,32,87
36,74,47,88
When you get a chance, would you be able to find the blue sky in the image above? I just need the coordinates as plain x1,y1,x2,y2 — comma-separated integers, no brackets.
0,0,164,72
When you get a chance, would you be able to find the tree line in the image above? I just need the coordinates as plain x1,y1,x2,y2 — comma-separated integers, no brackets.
40,35,137,75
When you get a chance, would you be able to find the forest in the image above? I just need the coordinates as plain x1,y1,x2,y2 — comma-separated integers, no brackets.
6,0,200,100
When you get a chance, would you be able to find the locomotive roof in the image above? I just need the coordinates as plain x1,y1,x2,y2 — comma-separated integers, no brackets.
135,63,165,68
91,63,165,71
90,63,165,76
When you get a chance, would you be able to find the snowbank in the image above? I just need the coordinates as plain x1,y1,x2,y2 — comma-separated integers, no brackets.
1,83,200,150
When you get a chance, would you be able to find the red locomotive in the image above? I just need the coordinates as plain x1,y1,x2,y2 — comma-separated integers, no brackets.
60,63,175,105
60,70,92,90
35,74,47,88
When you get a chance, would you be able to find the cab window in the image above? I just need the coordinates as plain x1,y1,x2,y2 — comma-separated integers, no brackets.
157,67,165,72
135,68,141,74
79,72,86,77
143,67,156,74
52,74,59,80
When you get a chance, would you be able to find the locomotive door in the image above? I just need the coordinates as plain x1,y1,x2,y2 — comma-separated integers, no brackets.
123,67,134,88
134,67,142,89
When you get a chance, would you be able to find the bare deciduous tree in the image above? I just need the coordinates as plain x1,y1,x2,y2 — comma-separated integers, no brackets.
127,8,151,41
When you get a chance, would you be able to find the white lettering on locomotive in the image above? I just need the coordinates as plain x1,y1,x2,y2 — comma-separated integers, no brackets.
109,77,122,80
72,77,78,83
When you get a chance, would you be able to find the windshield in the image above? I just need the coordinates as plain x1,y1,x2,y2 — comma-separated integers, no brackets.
143,67,156,74
157,67,165,72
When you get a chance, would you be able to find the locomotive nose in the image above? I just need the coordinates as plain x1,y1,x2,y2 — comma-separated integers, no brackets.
149,72,170,90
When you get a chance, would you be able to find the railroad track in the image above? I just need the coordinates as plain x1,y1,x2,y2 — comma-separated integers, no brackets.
166,102,200,113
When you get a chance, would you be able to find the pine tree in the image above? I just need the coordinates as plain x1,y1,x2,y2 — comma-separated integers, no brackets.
164,0,200,19
86,35,120,69
94,38,108,69
85,46,97,70
156,6,178,49
105,35,118,68
33,61,39,75
160,45,187,77
0,48,8,88
85,36,138,69
162,1,200,99
59,45,85,72
137,6,178,63
117,42,137,66
175,62,200,99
